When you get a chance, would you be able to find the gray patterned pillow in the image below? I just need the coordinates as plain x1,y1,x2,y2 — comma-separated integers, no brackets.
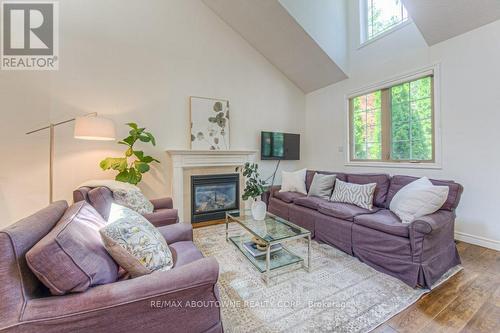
330,179,377,210
100,204,173,278
113,189,154,214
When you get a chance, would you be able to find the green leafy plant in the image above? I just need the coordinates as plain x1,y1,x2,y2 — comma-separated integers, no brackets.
100,123,159,185
236,162,266,201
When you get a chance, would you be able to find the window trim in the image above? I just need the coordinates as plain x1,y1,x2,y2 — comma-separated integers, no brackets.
345,65,442,170
359,0,411,47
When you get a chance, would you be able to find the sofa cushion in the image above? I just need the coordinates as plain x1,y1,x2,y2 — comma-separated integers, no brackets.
274,191,306,203
354,209,409,238
306,170,347,192
347,173,390,207
294,196,328,210
170,241,204,268
88,186,114,220
26,201,119,295
318,201,379,221
386,175,463,211
100,205,174,278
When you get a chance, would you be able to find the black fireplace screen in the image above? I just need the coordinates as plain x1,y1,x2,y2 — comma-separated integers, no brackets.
191,173,239,223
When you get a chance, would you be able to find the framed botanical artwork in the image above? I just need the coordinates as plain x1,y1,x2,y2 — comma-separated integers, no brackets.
190,96,230,150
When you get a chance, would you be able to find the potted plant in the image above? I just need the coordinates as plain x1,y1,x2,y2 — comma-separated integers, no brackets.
237,162,267,220
100,123,159,185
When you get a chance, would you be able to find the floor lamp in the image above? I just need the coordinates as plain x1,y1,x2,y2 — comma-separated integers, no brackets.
26,113,116,204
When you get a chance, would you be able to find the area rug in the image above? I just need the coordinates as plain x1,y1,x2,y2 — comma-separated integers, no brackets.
193,224,462,333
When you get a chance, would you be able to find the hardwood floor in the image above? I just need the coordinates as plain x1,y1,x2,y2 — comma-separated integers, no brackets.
374,241,500,333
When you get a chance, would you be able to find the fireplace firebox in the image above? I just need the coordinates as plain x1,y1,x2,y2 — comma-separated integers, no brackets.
191,173,240,223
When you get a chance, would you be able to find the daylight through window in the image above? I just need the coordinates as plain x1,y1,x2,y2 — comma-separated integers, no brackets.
364,0,408,41
349,75,434,163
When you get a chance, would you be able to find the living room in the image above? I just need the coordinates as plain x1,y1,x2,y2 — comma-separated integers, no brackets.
1,0,499,332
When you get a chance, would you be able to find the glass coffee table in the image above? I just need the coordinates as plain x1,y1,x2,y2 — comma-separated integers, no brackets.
225,209,311,284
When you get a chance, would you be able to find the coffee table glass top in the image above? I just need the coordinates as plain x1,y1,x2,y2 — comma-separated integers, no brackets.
226,209,310,244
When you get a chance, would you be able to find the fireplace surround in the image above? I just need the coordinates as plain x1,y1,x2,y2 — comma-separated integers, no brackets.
191,173,240,223
166,150,256,223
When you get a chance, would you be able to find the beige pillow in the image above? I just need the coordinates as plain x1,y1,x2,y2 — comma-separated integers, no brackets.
100,204,173,278
330,179,376,210
280,168,307,194
390,177,449,224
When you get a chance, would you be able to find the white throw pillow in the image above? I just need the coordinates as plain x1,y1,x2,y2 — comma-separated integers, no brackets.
280,168,307,194
330,179,376,210
389,177,449,224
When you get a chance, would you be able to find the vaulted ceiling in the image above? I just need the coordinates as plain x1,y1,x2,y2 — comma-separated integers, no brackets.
202,0,348,93
203,0,500,93
402,0,500,45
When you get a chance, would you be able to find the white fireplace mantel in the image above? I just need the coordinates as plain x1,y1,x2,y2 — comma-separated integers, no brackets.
166,149,256,222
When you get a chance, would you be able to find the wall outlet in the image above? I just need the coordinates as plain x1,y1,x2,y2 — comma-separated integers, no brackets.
338,146,344,153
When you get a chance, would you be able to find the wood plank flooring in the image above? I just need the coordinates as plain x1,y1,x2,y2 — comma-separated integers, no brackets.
374,241,500,333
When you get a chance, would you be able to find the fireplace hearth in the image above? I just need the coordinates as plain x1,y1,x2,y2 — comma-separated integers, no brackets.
191,173,240,223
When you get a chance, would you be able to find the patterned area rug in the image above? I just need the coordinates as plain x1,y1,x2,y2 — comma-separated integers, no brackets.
193,224,461,333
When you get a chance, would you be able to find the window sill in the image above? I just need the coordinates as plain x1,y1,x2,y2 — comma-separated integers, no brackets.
358,20,412,49
345,161,442,170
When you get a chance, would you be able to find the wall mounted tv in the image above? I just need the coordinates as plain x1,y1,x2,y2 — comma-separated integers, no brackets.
261,131,300,160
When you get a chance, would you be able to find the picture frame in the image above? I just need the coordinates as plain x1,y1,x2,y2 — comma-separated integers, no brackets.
190,96,230,150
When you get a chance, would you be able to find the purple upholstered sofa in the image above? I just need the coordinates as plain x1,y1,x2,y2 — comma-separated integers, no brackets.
74,186,179,227
0,201,222,333
266,170,463,288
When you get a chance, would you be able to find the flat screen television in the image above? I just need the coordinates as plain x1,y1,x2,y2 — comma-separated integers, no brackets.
261,131,300,160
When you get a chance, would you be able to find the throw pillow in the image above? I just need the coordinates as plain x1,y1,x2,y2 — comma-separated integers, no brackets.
113,189,154,214
389,177,449,224
330,179,377,210
26,202,119,295
308,173,336,199
280,168,307,194
100,204,173,278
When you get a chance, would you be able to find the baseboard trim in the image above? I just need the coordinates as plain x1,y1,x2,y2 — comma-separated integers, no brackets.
455,231,500,251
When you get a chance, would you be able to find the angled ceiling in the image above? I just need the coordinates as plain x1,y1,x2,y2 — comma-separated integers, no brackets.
202,0,348,93
403,0,500,45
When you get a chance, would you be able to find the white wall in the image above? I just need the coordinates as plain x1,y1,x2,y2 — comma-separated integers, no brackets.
304,1,500,250
0,0,305,228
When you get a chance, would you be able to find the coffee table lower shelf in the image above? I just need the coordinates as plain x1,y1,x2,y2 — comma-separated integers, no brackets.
229,235,303,274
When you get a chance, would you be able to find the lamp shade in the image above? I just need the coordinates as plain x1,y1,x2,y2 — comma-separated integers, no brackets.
74,116,116,141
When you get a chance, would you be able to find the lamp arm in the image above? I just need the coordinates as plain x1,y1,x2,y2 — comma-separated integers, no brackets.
25,112,98,135
24,112,99,204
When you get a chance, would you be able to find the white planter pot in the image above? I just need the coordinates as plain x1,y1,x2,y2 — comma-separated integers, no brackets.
251,200,267,221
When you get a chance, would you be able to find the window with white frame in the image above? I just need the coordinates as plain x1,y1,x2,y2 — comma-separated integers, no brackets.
348,71,436,164
361,0,408,43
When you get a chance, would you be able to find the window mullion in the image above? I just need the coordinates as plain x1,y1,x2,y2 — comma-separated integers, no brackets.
381,89,391,161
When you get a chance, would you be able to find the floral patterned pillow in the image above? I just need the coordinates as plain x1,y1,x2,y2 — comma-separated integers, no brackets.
100,204,173,278
113,189,154,214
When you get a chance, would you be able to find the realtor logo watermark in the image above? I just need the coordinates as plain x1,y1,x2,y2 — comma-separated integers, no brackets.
1,1,59,70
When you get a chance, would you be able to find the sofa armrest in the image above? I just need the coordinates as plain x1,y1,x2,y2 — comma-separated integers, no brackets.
158,223,193,243
150,197,174,210
268,185,282,200
22,257,219,322
410,210,456,235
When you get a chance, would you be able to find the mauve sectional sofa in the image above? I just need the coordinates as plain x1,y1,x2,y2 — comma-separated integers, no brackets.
0,201,222,333
265,170,464,288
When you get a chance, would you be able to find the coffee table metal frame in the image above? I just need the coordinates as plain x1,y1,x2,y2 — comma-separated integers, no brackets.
225,209,311,284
